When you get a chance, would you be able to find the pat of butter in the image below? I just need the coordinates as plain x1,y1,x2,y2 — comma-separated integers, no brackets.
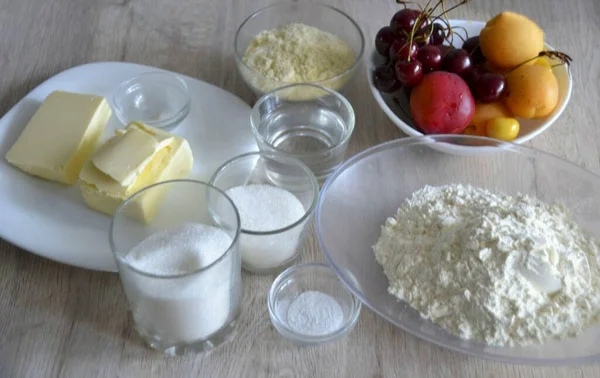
79,122,193,222
5,90,111,184
92,127,173,186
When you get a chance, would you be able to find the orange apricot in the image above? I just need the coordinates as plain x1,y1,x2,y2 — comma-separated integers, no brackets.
479,12,544,69
505,64,559,119
470,101,513,131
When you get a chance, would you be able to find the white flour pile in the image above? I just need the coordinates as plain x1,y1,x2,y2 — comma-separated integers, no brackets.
373,184,600,346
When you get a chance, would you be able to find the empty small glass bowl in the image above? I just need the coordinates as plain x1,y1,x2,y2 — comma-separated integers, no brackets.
113,72,191,130
268,262,361,346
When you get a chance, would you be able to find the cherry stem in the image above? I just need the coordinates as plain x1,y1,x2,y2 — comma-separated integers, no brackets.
505,51,573,75
539,51,573,65
395,0,413,9
433,0,469,22
427,0,444,17
451,25,469,43
407,2,433,62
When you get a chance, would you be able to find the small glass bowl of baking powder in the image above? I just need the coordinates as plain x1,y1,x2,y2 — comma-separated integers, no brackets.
113,71,191,131
268,262,361,346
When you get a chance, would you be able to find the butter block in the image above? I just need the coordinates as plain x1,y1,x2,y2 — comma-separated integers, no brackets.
92,127,173,186
80,122,193,222
5,90,111,184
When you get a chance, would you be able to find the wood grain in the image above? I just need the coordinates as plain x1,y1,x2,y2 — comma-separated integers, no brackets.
1,0,600,377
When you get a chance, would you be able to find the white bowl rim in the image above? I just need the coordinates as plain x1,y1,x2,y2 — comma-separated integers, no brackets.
367,19,573,145
316,135,600,365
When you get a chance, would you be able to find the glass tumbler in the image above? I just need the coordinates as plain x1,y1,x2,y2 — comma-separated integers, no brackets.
209,152,319,274
110,180,241,356
251,83,355,184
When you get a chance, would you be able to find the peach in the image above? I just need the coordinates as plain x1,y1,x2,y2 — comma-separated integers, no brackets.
505,64,559,119
479,12,544,69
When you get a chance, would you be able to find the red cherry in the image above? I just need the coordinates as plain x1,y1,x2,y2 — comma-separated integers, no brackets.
395,59,423,88
418,45,443,72
390,9,421,33
466,65,487,89
462,36,486,64
443,49,472,77
473,72,506,103
429,24,446,45
373,65,402,93
375,26,398,57
389,38,418,61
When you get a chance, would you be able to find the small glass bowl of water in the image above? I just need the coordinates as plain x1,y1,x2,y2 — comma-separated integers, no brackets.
113,71,191,130
250,83,355,184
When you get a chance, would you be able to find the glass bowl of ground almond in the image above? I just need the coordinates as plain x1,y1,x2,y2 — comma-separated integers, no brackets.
316,135,600,365
234,3,365,97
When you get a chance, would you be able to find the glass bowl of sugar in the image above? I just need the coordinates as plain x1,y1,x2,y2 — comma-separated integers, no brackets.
209,152,319,274
268,262,361,346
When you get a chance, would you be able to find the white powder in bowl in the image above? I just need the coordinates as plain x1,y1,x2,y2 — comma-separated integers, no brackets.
241,23,355,94
373,184,600,346
121,223,236,344
225,184,306,270
287,291,344,336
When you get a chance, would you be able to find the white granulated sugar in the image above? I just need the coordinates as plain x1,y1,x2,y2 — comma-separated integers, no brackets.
226,184,305,232
373,184,600,346
125,223,231,275
226,184,306,269
123,223,234,344
287,291,344,336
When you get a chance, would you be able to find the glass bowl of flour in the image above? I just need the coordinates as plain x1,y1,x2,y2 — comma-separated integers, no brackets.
316,135,600,364
234,3,364,97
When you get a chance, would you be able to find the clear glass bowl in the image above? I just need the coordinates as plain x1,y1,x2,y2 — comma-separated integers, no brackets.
234,3,365,98
113,72,191,130
209,152,319,274
250,83,355,184
315,135,600,365
268,262,361,346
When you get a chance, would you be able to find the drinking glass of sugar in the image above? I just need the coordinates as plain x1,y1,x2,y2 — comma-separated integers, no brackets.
209,152,319,274
110,180,241,356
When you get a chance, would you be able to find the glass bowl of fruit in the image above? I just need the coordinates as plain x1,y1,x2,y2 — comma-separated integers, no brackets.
316,135,600,365
367,3,573,150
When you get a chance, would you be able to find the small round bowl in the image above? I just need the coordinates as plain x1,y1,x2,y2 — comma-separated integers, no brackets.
113,71,191,130
209,152,320,275
316,135,600,365
268,262,361,346
367,20,573,149
234,3,365,97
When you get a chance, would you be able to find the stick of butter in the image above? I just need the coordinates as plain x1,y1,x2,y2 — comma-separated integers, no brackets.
92,127,173,187
5,90,111,184
79,122,193,222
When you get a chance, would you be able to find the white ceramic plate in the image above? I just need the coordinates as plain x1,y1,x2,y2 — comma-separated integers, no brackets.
0,62,258,272
367,19,573,153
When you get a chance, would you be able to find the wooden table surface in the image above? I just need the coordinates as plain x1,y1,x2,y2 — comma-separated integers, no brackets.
1,0,599,377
